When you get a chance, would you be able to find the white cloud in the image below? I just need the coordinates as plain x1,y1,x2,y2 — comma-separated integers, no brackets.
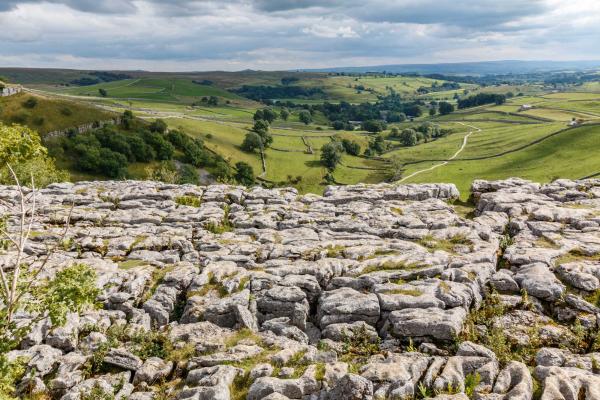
302,23,359,38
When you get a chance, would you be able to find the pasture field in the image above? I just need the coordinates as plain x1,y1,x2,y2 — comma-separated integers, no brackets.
521,108,590,121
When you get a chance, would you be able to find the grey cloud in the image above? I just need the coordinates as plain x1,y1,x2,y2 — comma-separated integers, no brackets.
0,0,136,13
253,0,548,30
252,0,348,12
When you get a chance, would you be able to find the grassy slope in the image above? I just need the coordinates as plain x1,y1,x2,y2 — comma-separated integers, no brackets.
404,124,600,197
0,92,114,134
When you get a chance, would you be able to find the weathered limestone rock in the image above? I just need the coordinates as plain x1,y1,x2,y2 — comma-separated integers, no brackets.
133,357,173,385
513,263,565,302
317,288,380,328
327,373,373,400
385,307,467,341
103,348,143,371
247,365,320,400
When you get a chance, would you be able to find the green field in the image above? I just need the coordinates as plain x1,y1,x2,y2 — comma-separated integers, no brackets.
403,124,600,196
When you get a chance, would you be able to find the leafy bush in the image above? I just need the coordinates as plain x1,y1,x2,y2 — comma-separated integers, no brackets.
22,97,38,109
234,162,255,186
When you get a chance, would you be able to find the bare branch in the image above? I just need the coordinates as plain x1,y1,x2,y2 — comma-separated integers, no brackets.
15,201,75,306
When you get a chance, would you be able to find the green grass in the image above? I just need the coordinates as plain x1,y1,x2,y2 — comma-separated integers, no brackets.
382,288,423,296
118,259,148,270
418,233,473,253
0,92,114,134
405,124,600,196
360,260,427,275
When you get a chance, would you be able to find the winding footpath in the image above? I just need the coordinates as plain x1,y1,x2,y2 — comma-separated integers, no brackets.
398,122,481,183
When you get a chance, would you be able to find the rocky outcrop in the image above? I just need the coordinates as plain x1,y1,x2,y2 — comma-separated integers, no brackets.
2,178,600,399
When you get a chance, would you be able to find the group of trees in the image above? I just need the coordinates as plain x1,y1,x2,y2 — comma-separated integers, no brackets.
232,85,325,101
438,101,455,115
242,107,309,154
283,94,426,131
457,93,507,109
364,135,388,157
361,120,387,133
388,122,452,147
70,71,131,86
49,114,237,185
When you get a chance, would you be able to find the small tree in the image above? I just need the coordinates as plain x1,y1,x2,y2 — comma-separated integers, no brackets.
235,162,255,186
320,141,344,170
299,110,312,125
439,101,454,115
341,139,361,156
388,155,404,181
399,129,418,147
280,108,290,121
332,121,345,130
260,109,278,124
178,164,200,185
251,120,272,148
0,124,68,187
253,109,264,121
241,132,263,152
145,160,179,183
98,88,108,97
149,119,168,134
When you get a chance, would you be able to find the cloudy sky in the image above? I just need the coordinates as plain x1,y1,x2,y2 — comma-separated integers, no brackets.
0,0,598,71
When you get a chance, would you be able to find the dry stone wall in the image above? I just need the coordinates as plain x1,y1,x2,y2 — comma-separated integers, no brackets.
2,178,600,399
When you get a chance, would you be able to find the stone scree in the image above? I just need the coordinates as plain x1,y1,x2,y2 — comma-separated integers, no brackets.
2,178,600,399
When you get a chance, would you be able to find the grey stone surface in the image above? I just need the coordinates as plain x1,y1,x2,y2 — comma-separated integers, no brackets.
3,178,600,399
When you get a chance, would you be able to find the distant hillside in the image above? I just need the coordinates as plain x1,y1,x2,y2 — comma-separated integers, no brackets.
0,67,325,89
304,60,600,76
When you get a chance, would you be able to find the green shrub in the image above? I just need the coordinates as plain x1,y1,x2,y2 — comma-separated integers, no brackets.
22,97,38,109
175,196,201,208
